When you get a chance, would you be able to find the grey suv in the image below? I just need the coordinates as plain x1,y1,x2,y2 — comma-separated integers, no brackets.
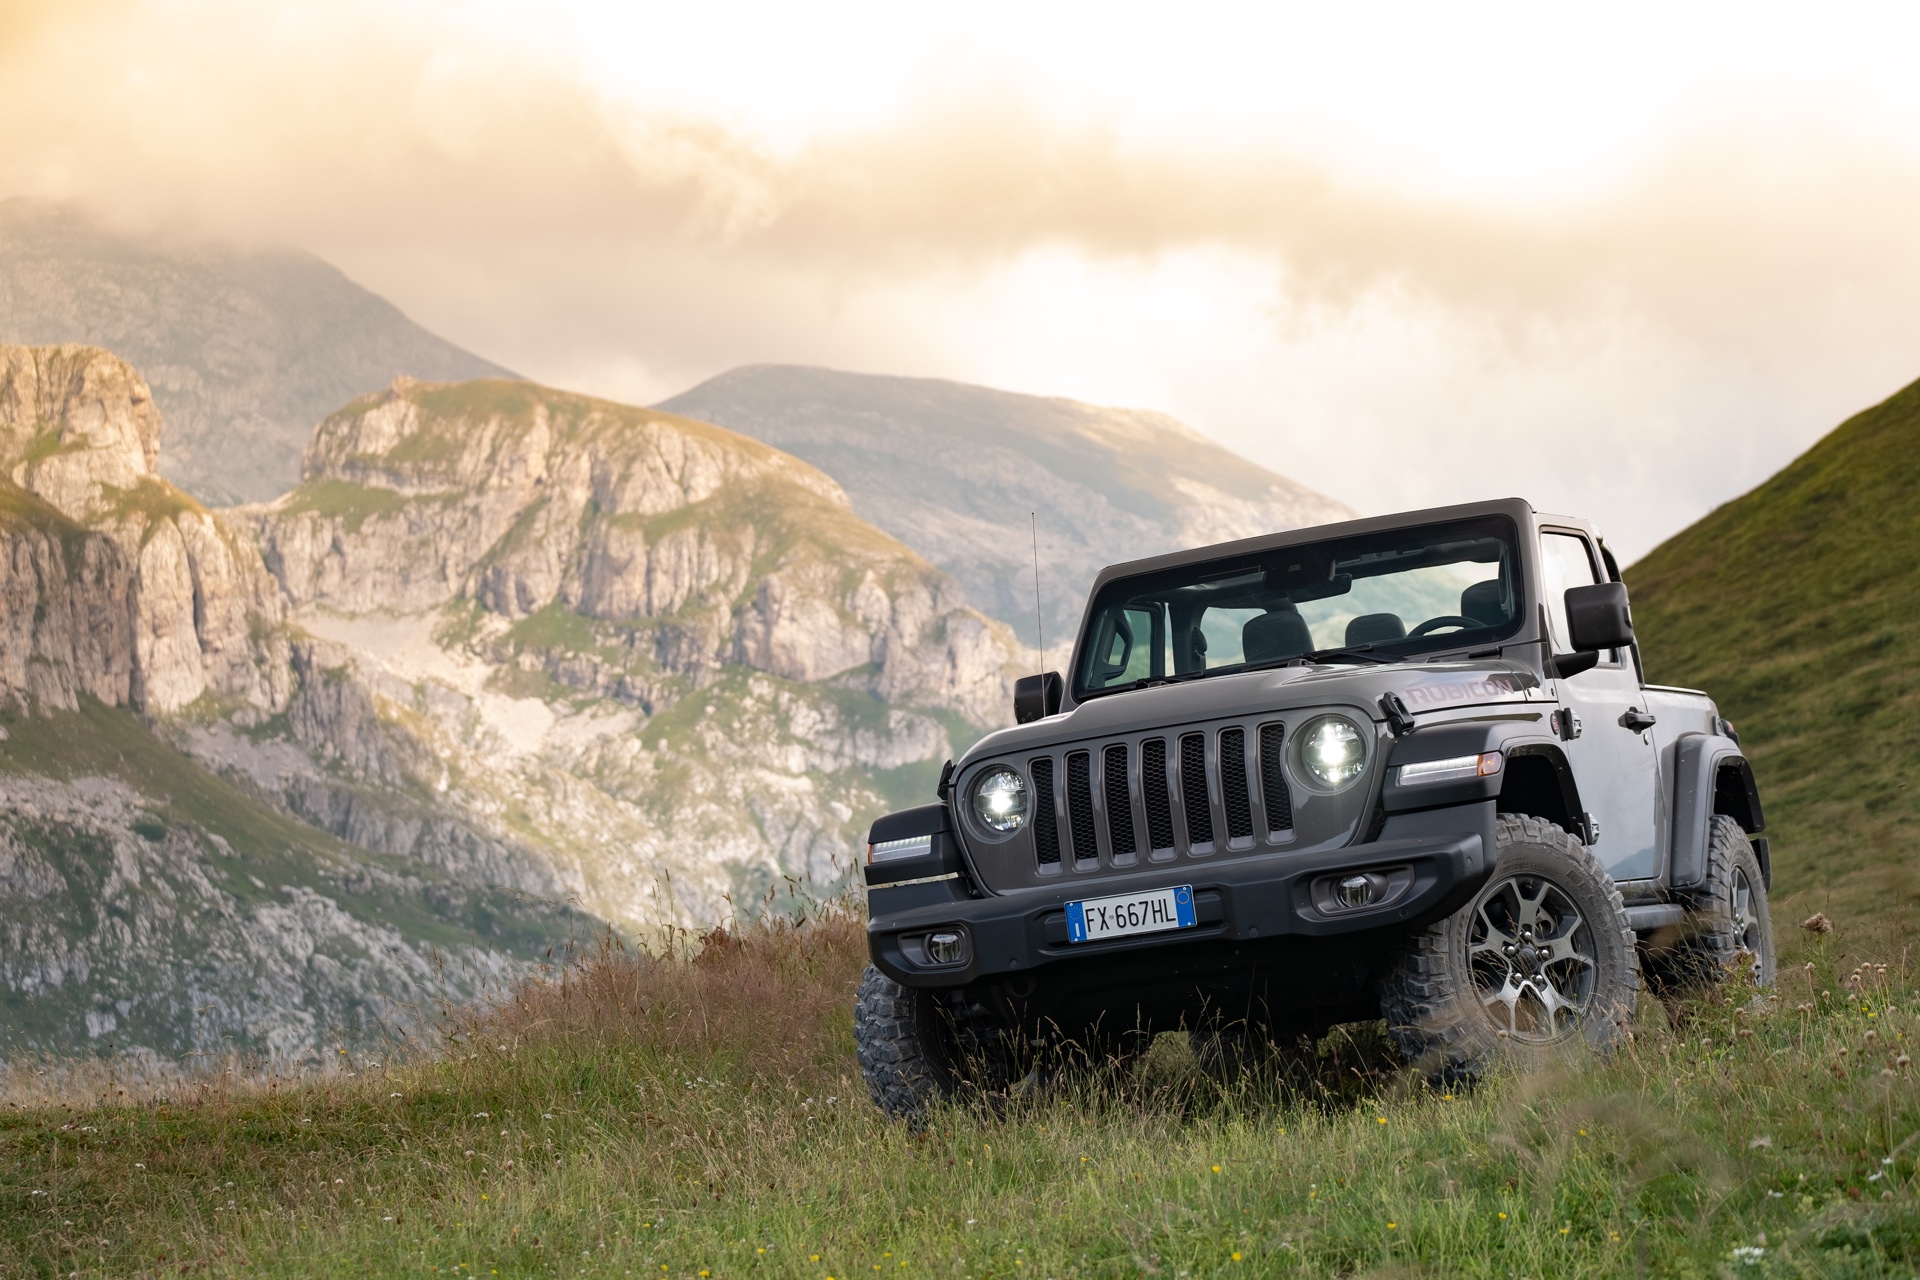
854,499,1774,1117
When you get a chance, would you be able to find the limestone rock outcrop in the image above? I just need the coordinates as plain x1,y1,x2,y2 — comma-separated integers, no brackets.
0,344,289,714
249,378,1018,725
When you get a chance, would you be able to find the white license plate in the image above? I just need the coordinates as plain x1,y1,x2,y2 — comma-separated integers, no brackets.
1066,885,1197,944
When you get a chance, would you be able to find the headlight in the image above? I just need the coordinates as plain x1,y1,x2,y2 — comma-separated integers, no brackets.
970,766,1029,833
1294,715,1368,791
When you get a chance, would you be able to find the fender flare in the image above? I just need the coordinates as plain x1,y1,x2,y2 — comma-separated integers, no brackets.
1670,733,1764,891
1383,721,1584,837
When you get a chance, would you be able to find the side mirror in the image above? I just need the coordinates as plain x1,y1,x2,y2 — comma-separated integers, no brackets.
1014,672,1063,724
1565,582,1635,651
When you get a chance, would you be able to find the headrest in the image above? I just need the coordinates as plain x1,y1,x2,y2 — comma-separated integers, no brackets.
1461,579,1508,627
1242,608,1312,664
1345,612,1406,647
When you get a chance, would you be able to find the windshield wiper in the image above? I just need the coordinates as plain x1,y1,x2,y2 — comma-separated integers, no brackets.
1295,644,1397,666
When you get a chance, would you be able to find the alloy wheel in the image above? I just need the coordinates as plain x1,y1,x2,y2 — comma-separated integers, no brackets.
1467,874,1598,1044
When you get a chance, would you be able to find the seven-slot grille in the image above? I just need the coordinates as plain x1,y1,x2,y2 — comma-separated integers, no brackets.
1026,722,1293,870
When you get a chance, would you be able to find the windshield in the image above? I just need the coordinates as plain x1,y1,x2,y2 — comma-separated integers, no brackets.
1074,516,1525,699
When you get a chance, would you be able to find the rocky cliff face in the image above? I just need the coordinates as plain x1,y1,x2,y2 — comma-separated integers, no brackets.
0,346,567,1062
0,344,290,715
234,378,1022,929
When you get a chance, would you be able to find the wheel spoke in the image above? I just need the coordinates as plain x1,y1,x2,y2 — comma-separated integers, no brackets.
1514,878,1553,931
1479,974,1522,1033
1521,976,1581,1035
1539,932,1595,969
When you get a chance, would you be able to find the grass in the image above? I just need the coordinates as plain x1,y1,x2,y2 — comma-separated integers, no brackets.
3,907,1920,1278
1628,372,1920,931
278,479,411,534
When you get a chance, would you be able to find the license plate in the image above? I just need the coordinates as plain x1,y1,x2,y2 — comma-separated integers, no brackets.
1066,885,1197,944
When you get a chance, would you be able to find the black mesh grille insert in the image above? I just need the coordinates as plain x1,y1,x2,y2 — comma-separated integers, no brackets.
1030,757,1060,866
1065,751,1098,863
1260,722,1294,833
1103,744,1137,858
1142,738,1176,851
1220,727,1253,840
1179,732,1214,846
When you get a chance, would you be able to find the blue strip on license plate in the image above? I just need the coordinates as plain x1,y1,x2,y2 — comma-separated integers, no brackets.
1065,884,1197,943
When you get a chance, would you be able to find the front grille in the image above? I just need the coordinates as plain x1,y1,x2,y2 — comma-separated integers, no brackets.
1142,738,1175,852
1031,756,1060,865
1260,722,1294,834
1220,727,1254,840
1179,733,1214,846
1065,751,1097,863
1012,716,1313,877
1104,744,1137,858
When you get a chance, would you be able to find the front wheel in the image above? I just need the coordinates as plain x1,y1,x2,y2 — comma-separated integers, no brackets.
1380,815,1640,1078
853,966,1023,1120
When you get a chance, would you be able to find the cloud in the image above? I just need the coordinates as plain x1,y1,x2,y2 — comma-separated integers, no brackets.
3,1,1919,558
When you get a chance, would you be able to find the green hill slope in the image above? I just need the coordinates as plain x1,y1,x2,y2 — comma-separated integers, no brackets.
1628,375,1920,931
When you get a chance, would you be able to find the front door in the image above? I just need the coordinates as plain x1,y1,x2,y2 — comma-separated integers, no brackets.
1540,529,1662,882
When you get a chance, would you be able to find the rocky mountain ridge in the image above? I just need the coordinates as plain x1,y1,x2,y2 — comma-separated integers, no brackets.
0,346,570,1062
659,364,1356,644
234,377,1022,930
0,199,512,505
0,346,1024,1058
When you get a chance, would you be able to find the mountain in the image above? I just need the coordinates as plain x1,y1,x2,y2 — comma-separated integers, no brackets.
1628,373,1920,931
0,200,513,506
234,376,1020,932
0,345,571,1061
2,344,1021,1058
658,365,1354,647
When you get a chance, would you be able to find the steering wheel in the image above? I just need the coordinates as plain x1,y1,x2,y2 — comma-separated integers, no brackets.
1409,615,1480,638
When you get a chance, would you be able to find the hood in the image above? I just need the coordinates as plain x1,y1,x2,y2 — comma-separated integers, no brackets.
959,658,1543,767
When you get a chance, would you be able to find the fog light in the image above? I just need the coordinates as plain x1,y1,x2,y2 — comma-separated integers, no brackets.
1336,875,1378,909
925,930,969,966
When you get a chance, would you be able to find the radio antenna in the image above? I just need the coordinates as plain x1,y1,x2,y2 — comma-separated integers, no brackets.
1030,512,1045,669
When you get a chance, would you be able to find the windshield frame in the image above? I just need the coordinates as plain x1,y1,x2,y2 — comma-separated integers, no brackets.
1070,514,1529,702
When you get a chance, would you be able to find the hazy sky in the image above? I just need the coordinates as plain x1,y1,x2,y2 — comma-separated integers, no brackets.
5,2,1920,559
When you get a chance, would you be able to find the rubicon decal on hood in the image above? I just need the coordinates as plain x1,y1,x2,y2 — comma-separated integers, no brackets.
1397,670,1538,709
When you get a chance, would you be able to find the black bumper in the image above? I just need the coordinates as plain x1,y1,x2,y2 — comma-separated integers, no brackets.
868,802,1496,989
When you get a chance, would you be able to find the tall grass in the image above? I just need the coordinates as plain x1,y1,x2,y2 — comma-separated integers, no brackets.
3,904,1919,1279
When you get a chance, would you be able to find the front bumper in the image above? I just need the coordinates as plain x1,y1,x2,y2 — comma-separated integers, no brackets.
868,802,1496,989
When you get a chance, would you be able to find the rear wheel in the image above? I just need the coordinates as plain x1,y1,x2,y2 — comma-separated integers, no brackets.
1380,815,1640,1079
854,966,1023,1120
1653,815,1776,993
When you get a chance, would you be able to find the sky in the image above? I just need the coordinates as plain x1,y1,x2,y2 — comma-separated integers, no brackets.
4,1,1920,559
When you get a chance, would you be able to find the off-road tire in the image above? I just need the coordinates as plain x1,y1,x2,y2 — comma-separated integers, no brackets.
1380,814,1640,1080
853,966,1022,1120
1653,815,1776,994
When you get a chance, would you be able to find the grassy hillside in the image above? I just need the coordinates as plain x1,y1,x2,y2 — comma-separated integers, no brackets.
1629,375,1920,933
4,912,1918,1278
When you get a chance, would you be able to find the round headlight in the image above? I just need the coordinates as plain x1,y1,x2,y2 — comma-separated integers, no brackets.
1294,715,1369,791
971,766,1029,833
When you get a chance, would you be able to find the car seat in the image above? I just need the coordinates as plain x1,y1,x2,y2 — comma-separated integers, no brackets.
1344,613,1407,647
1242,608,1312,664
1461,579,1508,627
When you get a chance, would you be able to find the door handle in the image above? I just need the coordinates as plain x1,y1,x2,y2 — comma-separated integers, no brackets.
1619,708,1657,732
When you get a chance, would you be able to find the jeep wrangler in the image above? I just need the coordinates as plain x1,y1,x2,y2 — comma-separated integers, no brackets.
854,499,1773,1117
